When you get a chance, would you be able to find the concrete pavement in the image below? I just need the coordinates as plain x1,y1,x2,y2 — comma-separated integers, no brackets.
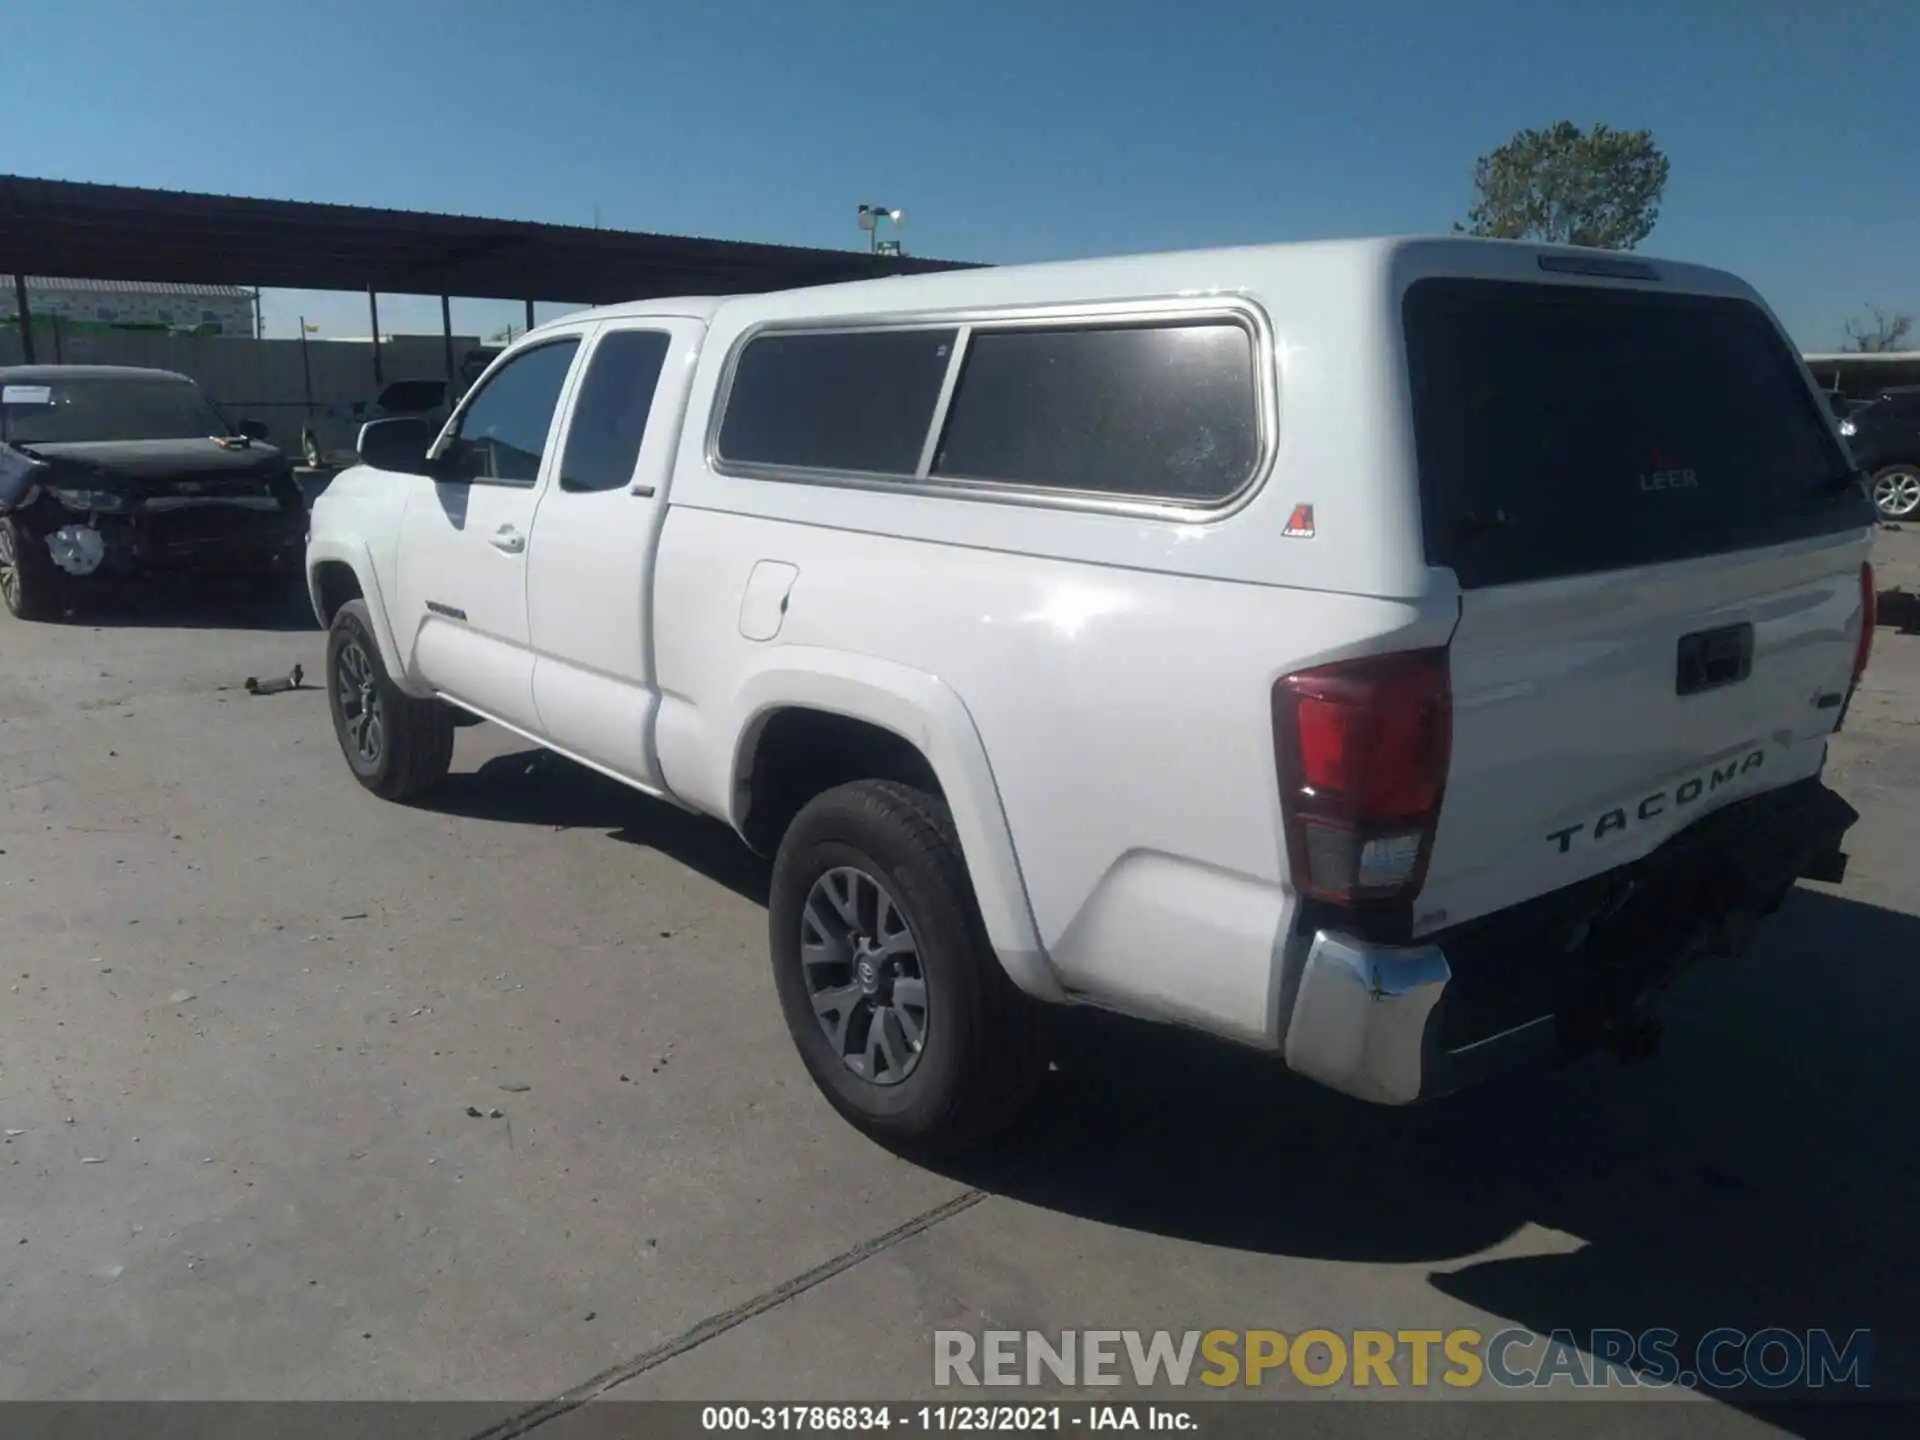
4,535,1917,1436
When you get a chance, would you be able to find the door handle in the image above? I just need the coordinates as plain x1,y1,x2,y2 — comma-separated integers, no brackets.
489,524,526,554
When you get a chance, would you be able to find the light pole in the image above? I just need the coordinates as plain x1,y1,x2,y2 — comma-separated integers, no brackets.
857,204,906,255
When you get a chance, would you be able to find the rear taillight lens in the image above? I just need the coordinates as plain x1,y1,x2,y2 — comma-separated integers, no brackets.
1272,648,1452,907
1854,562,1876,683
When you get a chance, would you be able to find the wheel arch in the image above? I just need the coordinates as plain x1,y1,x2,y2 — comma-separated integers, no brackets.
718,650,1060,1002
304,539,421,694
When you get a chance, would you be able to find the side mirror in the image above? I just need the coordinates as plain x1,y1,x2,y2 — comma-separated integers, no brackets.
236,419,271,442
1825,391,1851,420
356,415,438,473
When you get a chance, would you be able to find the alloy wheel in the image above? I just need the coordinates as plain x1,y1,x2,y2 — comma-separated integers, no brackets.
334,637,386,765
0,526,17,611
1873,468,1920,520
799,866,930,1085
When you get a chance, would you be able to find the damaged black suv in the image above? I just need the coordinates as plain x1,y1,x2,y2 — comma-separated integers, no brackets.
0,365,307,621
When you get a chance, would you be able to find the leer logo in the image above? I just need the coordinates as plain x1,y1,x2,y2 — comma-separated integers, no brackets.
1282,503,1315,538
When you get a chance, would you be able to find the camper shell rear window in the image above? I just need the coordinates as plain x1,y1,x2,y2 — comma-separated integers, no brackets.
1403,278,1871,589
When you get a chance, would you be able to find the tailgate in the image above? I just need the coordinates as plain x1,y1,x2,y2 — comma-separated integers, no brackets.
1401,275,1875,933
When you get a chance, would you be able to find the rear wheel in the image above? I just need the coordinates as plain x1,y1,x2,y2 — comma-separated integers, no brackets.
769,780,1044,1155
326,599,455,800
0,518,57,621
1871,464,1920,521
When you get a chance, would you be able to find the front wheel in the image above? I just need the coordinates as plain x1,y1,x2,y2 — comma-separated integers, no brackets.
326,599,455,800
769,780,1044,1155
0,518,57,621
1871,464,1920,522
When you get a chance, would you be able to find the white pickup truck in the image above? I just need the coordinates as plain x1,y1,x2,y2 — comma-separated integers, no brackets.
306,237,1876,1152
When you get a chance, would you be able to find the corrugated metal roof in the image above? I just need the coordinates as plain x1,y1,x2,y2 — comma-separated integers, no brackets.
0,175,977,304
2,274,254,298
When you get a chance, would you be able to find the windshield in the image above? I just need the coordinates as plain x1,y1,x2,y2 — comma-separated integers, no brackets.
0,376,230,445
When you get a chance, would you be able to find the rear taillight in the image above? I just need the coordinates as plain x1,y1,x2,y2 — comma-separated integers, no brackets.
1272,648,1452,907
1854,562,1876,683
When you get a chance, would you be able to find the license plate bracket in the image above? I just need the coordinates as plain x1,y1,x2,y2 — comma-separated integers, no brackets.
1676,622,1754,695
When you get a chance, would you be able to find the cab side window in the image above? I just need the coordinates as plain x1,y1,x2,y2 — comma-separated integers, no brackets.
450,339,580,483
558,331,673,492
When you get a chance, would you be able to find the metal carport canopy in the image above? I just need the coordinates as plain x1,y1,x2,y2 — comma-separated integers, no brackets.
0,174,978,304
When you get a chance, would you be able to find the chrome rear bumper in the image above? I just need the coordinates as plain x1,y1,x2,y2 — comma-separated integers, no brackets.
1280,777,1859,1106
1282,930,1553,1104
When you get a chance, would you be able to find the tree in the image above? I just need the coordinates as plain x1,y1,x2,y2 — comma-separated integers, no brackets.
1459,121,1670,250
1841,306,1914,354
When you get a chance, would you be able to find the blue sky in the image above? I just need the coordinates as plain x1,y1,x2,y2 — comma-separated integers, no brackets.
3,0,1914,349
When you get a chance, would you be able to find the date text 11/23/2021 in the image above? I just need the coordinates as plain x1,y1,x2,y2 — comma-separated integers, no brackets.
700,1406,1193,1432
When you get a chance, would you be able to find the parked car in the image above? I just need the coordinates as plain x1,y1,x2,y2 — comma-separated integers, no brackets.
307,237,1873,1153
300,378,453,470
1838,386,1920,520
0,365,306,621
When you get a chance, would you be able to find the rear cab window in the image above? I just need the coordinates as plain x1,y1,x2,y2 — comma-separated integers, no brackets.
1403,279,1873,588
559,330,673,492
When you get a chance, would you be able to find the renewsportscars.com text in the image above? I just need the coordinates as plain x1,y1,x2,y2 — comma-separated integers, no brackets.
933,1327,1871,1391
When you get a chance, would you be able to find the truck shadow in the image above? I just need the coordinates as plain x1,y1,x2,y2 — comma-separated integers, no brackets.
940,885,1918,1433
45,583,317,633
423,748,771,905
408,748,1911,1432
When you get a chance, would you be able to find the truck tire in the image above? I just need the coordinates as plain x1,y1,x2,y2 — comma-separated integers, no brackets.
0,517,57,622
769,779,1044,1154
326,599,455,801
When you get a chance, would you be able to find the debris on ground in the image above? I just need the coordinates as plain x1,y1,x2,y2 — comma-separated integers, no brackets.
170,989,195,1004
243,664,305,696
81,1156,104,1164
465,1106,484,1118
498,1082,532,1093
